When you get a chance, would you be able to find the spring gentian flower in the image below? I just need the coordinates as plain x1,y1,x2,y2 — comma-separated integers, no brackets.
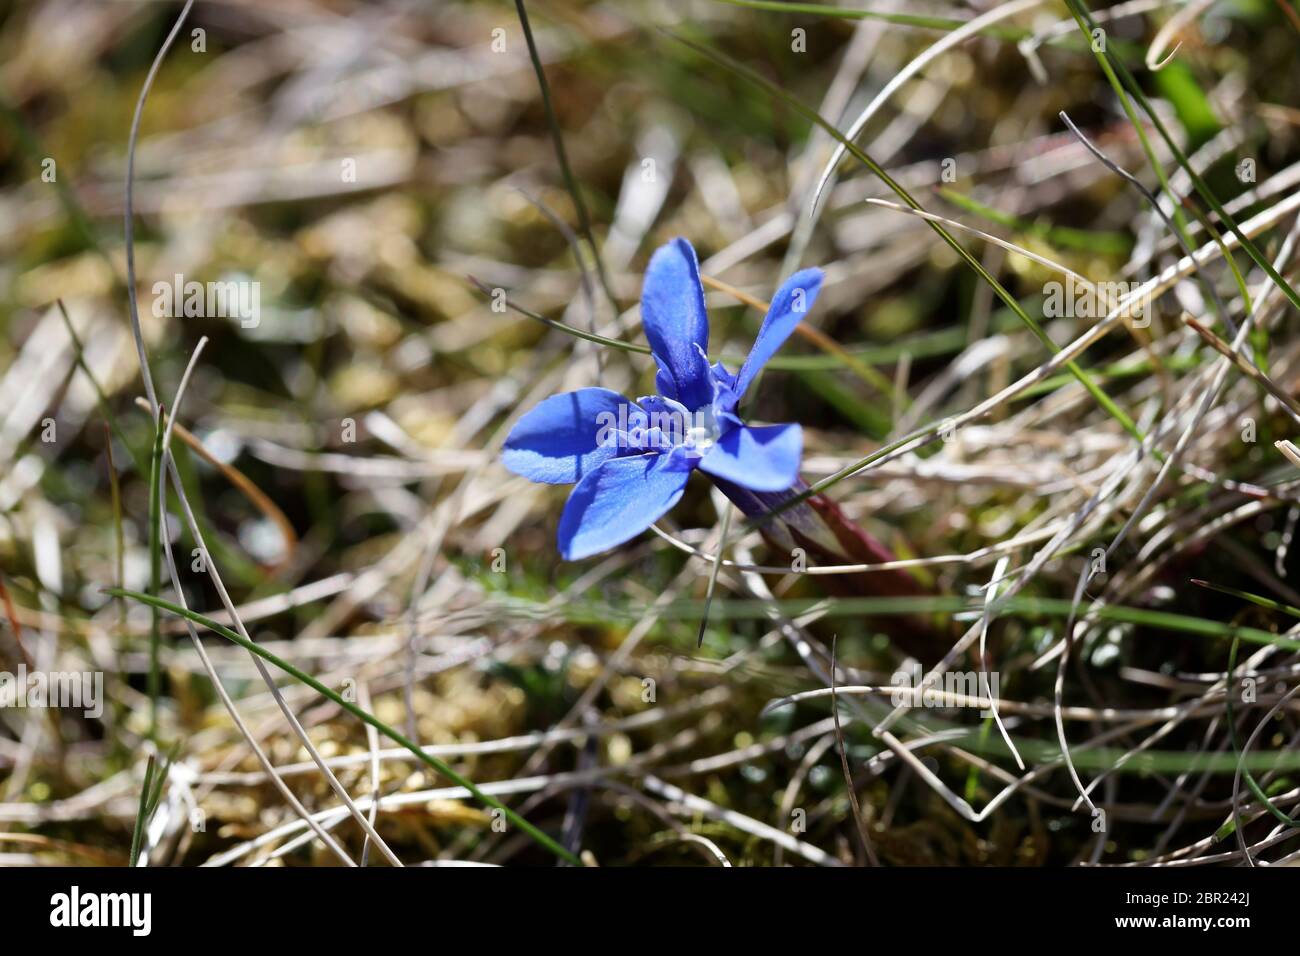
502,238,823,560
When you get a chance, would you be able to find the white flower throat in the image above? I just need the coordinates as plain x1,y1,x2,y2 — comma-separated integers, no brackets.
684,403,721,453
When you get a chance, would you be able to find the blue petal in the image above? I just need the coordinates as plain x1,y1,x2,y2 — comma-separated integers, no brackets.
502,388,633,485
642,238,712,409
735,268,823,397
698,422,802,492
654,356,678,401
558,452,693,559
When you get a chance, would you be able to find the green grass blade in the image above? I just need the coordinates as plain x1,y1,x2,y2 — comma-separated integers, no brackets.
528,592,1299,652
470,276,650,355
939,188,1132,255
129,754,156,867
712,0,1025,36
147,407,165,743
1192,578,1300,620
514,0,617,309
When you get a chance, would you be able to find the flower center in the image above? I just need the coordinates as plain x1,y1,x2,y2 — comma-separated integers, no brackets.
681,404,720,456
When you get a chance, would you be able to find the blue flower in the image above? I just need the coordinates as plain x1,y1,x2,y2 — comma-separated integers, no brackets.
502,238,823,560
